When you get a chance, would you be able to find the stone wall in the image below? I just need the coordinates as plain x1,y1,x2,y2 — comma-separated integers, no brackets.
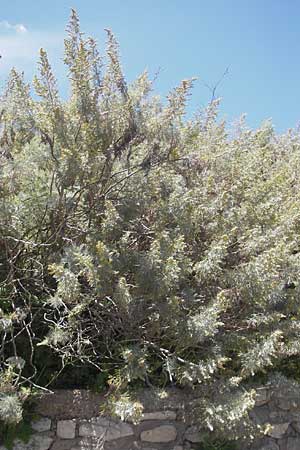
248,383,300,450
2,383,300,450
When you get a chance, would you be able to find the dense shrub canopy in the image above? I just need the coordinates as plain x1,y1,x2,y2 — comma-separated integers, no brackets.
1,10,300,441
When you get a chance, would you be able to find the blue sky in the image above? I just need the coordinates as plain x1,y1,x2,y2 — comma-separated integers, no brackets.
0,1,300,133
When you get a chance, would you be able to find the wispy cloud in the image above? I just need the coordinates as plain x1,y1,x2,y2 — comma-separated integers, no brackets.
0,20,28,34
0,27,64,83
0,31,63,61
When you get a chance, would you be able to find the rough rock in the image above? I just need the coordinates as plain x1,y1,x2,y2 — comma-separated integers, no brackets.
79,416,134,441
267,422,290,438
31,434,54,450
269,411,290,420
34,389,108,420
51,439,78,450
141,410,177,420
258,440,279,450
255,388,269,406
278,398,298,411
31,417,52,433
74,436,107,450
250,406,269,425
140,425,177,442
10,435,54,450
184,425,202,443
292,420,300,433
57,419,76,439
287,437,300,450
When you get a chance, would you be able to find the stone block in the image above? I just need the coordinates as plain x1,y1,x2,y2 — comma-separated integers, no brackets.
31,417,52,432
35,435,54,450
79,420,105,439
57,419,76,439
140,425,177,442
79,416,134,441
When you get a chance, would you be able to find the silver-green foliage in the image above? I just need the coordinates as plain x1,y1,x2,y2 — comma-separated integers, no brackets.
1,9,300,439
